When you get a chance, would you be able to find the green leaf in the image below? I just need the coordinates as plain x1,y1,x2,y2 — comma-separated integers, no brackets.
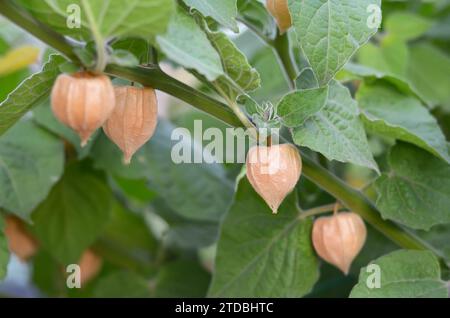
375,143,450,230
358,41,409,79
183,0,239,32
156,9,224,81
208,178,319,297
18,0,175,41
237,0,277,40
278,86,329,127
0,120,64,220
154,260,211,297
357,83,450,163
112,38,150,64
101,201,158,258
416,224,450,261
289,0,381,85
350,250,448,298
292,81,379,172
92,120,234,222
406,43,450,110
207,30,261,98
0,54,65,136
32,163,112,263
384,12,432,42
151,198,218,249
93,271,150,298
32,100,95,159
0,214,9,281
108,49,139,67
337,62,420,100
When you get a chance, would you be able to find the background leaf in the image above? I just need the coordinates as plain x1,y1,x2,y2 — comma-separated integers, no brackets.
209,178,319,298
92,120,234,222
0,120,64,220
153,260,211,297
93,271,150,298
357,83,450,163
350,250,448,298
0,54,64,136
32,163,113,263
0,215,9,281
375,143,450,230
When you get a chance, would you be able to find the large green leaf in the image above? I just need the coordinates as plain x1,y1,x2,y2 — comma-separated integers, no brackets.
101,201,158,260
207,30,261,98
92,120,234,223
157,9,224,81
93,271,150,298
32,100,95,159
384,12,432,42
406,43,450,110
375,143,450,230
278,86,329,127
208,178,319,297
350,250,448,298
0,120,64,220
18,0,174,40
0,214,9,281
182,0,238,32
292,81,378,172
0,54,64,136
151,198,219,250
357,83,450,163
358,41,409,79
154,260,211,297
289,0,381,85
32,163,113,264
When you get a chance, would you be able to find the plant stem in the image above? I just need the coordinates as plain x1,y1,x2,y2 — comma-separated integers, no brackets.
272,32,298,90
299,204,339,219
81,0,107,73
0,0,80,62
106,64,242,127
0,2,448,267
214,84,256,131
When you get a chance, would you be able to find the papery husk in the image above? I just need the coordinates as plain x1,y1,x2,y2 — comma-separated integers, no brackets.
78,249,103,285
312,212,367,275
103,86,158,164
4,215,38,261
246,144,302,213
51,71,116,146
267,0,292,34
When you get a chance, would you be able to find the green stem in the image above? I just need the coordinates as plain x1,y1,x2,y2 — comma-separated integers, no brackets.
0,0,80,62
0,2,447,267
213,84,256,132
299,204,339,220
81,0,107,73
106,64,242,127
272,32,297,90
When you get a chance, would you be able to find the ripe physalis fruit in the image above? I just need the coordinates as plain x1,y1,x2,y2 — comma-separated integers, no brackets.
266,0,292,34
51,71,116,147
312,212,367,275
103,86,158,164
246,144,302,214
4,215,38,261
78,249,103,285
